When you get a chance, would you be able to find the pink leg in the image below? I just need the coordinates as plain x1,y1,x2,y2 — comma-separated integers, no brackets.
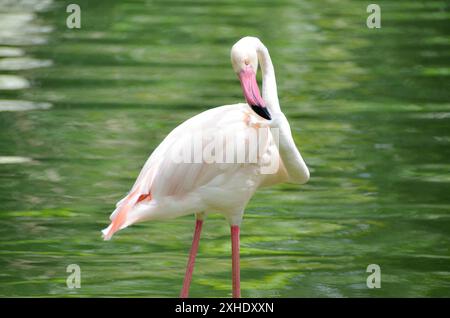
180,218,203,298
231,225,241,298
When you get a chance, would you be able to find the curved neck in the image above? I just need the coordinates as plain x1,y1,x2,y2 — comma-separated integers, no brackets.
257,44,281,114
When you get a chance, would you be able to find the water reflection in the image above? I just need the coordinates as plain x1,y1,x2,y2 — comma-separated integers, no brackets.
0,75,29,90
0,0,53,113
0,100,52,111
0,156,33,164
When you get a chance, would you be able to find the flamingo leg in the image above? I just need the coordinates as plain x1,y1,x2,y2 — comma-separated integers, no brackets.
180,218,203,298
231,225,241,298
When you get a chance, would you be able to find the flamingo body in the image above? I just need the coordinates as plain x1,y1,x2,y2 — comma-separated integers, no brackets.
102,103,287,239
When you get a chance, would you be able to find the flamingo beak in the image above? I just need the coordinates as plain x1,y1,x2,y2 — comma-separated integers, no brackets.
238,66,271,120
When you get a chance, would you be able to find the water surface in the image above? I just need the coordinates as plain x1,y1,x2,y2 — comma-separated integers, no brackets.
0,0,449,297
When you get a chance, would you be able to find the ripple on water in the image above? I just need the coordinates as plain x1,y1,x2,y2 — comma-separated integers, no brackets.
0,47,24,57
0,156,33,164
0,57,52,70
0,75,29,90
399,164,450,183
0,100,52,111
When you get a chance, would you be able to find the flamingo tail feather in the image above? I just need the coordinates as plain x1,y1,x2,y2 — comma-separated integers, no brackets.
102,192,152,240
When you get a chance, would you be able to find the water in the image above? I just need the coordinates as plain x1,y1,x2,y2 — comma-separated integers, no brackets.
0,0,449,297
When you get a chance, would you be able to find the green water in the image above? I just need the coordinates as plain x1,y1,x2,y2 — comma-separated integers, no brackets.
0,0,449,297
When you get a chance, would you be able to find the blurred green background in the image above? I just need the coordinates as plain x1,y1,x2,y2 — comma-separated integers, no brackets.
0,0,449,297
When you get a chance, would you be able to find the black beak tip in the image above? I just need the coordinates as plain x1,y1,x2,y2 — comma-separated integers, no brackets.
250,105,272,120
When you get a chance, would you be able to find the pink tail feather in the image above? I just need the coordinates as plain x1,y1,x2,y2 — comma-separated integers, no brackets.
102,192,151,240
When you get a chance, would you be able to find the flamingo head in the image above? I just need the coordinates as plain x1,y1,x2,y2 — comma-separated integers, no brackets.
231,37,271,120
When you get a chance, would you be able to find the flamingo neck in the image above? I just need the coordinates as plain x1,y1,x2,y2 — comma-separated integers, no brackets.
257,44,281,114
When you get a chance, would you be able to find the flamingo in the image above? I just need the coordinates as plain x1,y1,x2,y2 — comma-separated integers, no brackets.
102,36,310,298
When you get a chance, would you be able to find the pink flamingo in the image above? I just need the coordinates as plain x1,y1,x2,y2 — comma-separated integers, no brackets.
102,37,310,298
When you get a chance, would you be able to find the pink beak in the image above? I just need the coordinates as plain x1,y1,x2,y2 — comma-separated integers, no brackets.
238,66,271,120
